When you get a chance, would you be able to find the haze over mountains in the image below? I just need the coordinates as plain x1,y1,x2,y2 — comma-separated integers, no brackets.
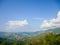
0,28,60,40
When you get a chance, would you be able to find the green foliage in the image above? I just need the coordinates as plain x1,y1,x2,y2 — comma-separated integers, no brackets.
30,33,60,45
0,32,60,45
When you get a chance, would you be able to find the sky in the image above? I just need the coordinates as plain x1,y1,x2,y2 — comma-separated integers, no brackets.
0,0,60,32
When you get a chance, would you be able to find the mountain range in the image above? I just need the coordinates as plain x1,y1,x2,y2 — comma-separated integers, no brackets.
0,28,60,40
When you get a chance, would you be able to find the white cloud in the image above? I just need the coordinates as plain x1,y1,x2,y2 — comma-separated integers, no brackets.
6,20,28,30
40,11,60,30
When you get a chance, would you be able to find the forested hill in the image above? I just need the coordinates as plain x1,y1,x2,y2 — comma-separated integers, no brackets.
0,28,60,39
0,28,60,45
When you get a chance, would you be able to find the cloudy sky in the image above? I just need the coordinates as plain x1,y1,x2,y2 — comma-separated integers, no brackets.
0,0,60,32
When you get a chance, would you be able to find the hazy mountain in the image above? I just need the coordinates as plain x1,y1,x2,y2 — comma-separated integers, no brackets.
0,28,60,40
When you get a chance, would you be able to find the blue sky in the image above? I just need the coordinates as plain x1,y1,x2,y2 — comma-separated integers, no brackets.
0,0,60,32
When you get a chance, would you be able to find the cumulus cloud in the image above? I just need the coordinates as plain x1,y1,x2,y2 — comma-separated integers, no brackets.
6,20,28,30
40,11,60,30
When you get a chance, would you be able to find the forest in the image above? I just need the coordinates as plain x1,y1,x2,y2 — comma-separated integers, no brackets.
0,32,60,45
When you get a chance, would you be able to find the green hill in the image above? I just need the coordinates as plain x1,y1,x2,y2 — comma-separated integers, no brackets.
0,28,60,45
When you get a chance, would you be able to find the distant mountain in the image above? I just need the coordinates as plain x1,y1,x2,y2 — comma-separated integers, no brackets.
45,28,60,34
0,28,60,45
0,28,60,40
0,32,38,40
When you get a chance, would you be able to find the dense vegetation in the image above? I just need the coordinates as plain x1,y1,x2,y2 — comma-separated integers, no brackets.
0,32,60,45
